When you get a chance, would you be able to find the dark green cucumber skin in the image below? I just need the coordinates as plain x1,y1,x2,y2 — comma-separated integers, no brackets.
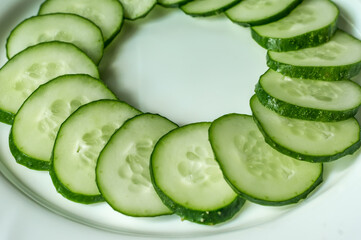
9,131,50,170
150,165,245,225
250,108,361,162
0,110,14,125
226,0,302,27
157,0,192,8
251,15,338,51
255,83,360,122
49,158,104,204
267,52,361,81
181,0,242,17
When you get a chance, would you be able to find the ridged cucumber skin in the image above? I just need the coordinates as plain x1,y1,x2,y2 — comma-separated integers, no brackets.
251,16,338,51
255,83,360,122
181,0,242,17
157,0,192,8
0,110,14,125
267,52,361,80
250,97,361,162
9,131,50,170
209,113,323,206
226,0,302,27
150,167,245,225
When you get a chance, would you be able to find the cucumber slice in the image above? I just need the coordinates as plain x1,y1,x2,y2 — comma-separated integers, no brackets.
150,122,244,225
157,0,191,8
0,41,99,125
6,13,104,64
38,0,124,45
267,30,361,80
226,0,302,27
255,69,361,121
97,113,178,216
119,0,157,20
209,114,323,206
180,0,241,17
10,74,117,170
251,0,339,51
250,95,361,162
51,100,141,204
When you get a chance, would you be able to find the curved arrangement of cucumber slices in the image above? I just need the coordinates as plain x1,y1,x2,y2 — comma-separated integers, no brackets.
10,74,116,170
150,122,244,224
97,113,177,217
226,0,302,27
6,13,104,64
0,42,99,125
209,114,323,205
51,100,140,204
38,0,124,45
1,0,361,227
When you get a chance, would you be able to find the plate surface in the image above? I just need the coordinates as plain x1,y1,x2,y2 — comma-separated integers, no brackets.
1,0,361,239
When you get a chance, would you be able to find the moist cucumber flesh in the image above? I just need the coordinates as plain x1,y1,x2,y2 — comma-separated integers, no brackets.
51,100,140,203
209,114,323,205
38,0,124,45
226,0,302,26
250,95,361,162
251,0,338,51
255,69,361,121
150,122,244,225
119,0,157,20
10,74,116,170
96,113,177,217
181,0,241,17
6,13,104,64
157,0,191,7
267,30,361,80
0,41,99,124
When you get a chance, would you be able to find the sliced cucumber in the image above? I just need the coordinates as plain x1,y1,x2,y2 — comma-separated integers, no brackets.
209,114,323,206
157,0,191,8
38,0,123,45
255,69,361,121
250,95,361,162
181,0,241,17
251,0,339,51
267,30,361,80
6,13,104,64
10,74,117,170
51,100,140,204
0,41,99,125
150,122,244,225
97,113,177,216
226,0,302,27
118,0,157,20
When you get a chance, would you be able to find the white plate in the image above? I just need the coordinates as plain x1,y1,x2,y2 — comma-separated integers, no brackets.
1,0,361,239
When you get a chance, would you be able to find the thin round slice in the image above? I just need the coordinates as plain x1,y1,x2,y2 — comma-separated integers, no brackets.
251,0,339,51
0,41,99,125
51,100,141,204
250,95,361,162
118,0,157,20
38,0,124,45
97,113,177,216
6,13,104,64
255,69,361,121
181,0,241,17
150,122,244,225
10,74,117,170
267,30,361,80
157,0,191,7
226,0,302,27
209,114,323,206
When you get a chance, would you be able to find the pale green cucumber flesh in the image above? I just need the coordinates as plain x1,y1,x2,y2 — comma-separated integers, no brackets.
209,114,323,205
255,69,361,121
0,42,99,124
250,95,361,162
10,74,116,170
150,122,244,225
157,0,191,7
181,0,241,17
97,113,178,217
119,0,157,20
6,13,104,64
51,100,141,204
